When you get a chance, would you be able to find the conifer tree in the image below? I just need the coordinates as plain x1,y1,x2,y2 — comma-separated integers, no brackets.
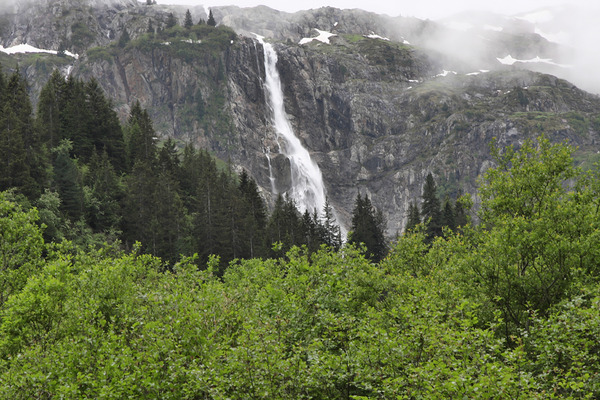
85,79,126,171
37,69,65,149
118,28,130,47
85,150,123,233
123,159,158,252
52,140,84,221
184,9,193,28
166,13,178,29
322,198,342,251
441,196,456,232
2,70,45,198
207,9,216,26
348,193,387,262
127,101,157,167
405,201,421,232
421,173,442,242
0,104,30,194
454,195,468,229
61,77,92,160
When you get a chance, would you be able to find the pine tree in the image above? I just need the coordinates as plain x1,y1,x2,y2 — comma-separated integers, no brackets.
322,197,341,251
166,13,178,29
454,192,468,230
421,173,442,242
118,27,130,47
207,9,216,27
0,104,30,194
126,101,157,167
52,140,84,221
405,201,421,232
85,79,126,171
123,159,158,252
441,196,456,232
85,150,123,233
348,193,387,262
60,77,93,160
2,70,45,198
37,69,65,149
184,9,193,29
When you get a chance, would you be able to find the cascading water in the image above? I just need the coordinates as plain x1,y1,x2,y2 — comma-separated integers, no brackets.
264,146,277,195
257,37,328,216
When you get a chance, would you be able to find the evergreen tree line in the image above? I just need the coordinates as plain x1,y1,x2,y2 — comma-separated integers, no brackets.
405,172,468,242
1,68,348,272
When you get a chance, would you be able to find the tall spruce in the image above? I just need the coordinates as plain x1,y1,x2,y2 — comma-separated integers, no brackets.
348,193,387,262
207,9,216,26
85,79,126,171
405,201,421,233
441,196,456,232
52,140,84,221
166,13,177,28
184,9,193,28
322,198,342,251
37,69,65,149
421,173,442,242
127,101,157,167
1,70,45,198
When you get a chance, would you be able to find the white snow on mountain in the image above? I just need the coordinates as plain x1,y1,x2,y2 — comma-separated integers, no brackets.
436,70,457,77
497,55,571,68
299,29,336,45
365,32,389,41
0,43,79,59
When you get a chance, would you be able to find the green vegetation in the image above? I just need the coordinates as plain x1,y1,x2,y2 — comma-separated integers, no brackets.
70,22,95,52
86,45,116,63
128,23,237,59
1,136,600,397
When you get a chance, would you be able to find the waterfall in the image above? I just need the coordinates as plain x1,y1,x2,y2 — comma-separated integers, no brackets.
264,146,277,195
257,37,327,216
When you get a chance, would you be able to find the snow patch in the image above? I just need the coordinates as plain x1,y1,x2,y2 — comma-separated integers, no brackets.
497,54,571,68
299,29,336,45
365,32,390,41
182,39,202,44
466,69,490,76
436,70,457,77
0,43,79,59
402,39,410,45
334,21,338,27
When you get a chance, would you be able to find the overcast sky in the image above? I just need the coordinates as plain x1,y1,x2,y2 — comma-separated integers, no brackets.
155,0,589,19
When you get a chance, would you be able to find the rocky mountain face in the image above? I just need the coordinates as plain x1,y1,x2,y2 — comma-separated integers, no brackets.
1,0,599,234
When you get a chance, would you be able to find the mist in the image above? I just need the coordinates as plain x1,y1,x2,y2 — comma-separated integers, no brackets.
383,4,600,95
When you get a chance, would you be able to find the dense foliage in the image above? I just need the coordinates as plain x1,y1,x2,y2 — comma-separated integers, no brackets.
1,135,600,398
